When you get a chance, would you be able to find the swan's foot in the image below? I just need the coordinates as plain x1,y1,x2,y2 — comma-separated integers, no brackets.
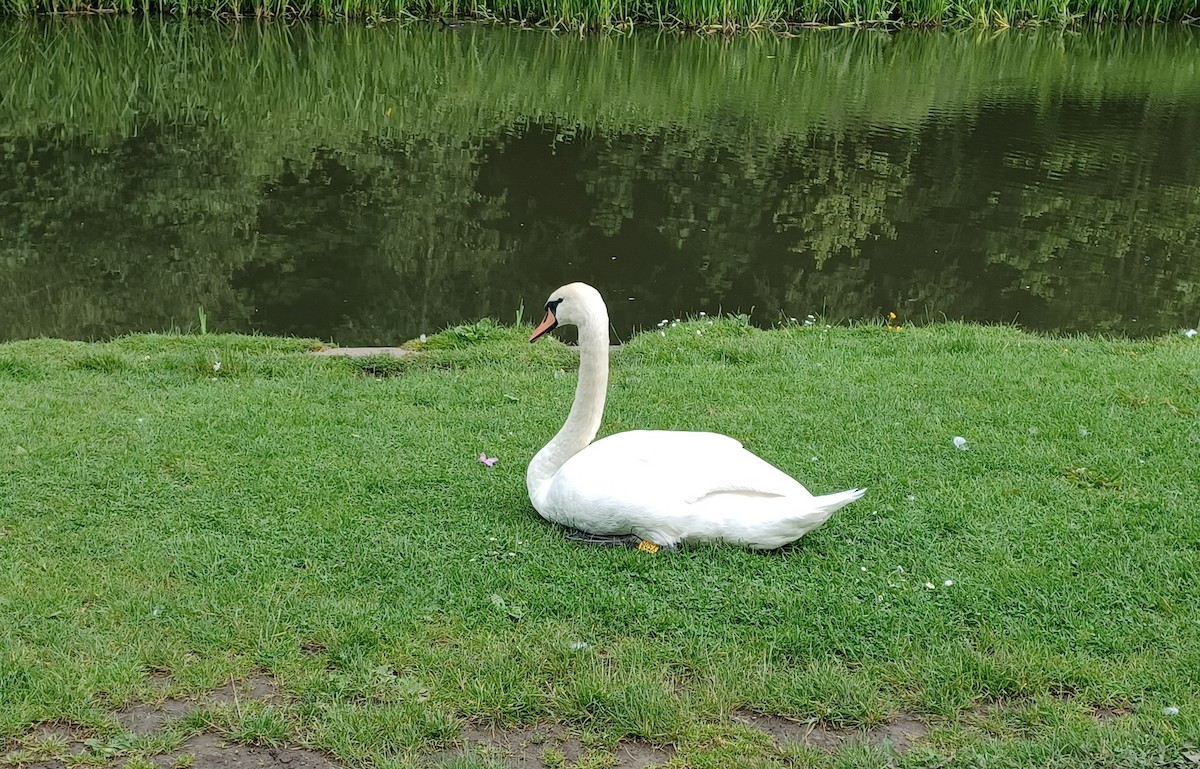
563,528,642,548
562,528,669,553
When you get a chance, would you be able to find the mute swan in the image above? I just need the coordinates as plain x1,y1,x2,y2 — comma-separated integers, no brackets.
526,282,865,551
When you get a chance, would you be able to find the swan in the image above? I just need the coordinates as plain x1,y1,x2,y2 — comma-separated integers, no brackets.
526,282,865,551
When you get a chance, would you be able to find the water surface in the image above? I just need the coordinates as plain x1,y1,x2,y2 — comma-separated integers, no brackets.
2,21,1198,342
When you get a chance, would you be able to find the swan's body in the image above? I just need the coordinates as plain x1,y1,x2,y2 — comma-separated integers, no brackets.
526,282,864,550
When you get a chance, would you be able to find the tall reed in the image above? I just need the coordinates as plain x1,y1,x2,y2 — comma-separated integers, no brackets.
0,0,1195,24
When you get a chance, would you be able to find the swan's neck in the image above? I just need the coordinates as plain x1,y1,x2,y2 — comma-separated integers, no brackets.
527,317,609,507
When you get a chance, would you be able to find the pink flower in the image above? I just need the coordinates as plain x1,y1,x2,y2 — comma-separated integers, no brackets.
479,452,498,468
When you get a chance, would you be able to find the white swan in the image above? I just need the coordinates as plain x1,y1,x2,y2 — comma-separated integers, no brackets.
526,282,865,551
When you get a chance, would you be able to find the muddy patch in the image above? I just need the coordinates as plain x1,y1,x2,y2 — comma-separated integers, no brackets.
430,723,674,768
3,676,336,769
734,710,928,752
115,676,283,737
116,697,198,736
152,733,338,769
1089,705,1130,721
309,347,413,358
4,723,91,764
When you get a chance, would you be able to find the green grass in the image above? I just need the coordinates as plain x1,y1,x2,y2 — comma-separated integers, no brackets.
1,321,1199,767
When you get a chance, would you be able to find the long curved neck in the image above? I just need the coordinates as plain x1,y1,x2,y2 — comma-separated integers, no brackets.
527,313,609,507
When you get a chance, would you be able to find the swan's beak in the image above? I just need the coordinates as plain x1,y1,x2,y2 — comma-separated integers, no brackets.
530,309,558,343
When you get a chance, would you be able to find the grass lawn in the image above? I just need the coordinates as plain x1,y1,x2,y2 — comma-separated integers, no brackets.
1,318,1198,768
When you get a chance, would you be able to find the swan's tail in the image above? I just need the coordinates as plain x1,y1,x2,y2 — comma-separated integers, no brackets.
810,487,867,518
742,487,867,550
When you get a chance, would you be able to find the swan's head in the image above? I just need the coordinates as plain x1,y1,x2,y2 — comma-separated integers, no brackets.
529,282,605,343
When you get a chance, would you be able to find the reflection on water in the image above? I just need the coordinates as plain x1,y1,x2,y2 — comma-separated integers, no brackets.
1,20,1198,343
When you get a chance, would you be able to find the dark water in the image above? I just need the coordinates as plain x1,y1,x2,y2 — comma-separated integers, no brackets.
2,20,1199,343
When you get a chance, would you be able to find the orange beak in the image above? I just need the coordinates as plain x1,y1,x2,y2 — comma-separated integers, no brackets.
529,308,558,343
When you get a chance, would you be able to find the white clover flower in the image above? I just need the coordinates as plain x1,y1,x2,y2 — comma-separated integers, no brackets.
953,436,968,450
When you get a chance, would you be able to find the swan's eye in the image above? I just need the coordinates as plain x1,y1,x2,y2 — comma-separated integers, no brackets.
546,298,563,312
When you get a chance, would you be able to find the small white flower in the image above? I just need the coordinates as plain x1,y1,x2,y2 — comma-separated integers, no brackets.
660,332,666,337
696,330,702,336
212,361,221,373
1163,706,1179,716
1079,427,1090,437
136,418,144,424
860,566,867,572
953,436,968,450
906,494,916,502
943,579,954,586
699,311,707,317
569,641,591,650
924,582,936,590
419,334,427,343
1184,329,1198,338
810,456,819,462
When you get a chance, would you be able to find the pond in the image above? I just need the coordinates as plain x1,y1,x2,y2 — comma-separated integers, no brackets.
2,20,1198,344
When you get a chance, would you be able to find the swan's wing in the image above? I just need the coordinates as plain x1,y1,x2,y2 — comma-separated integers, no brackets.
553,430,809,506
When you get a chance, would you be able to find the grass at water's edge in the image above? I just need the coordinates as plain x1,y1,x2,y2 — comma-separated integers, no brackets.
1,320,1198,768
0,0,1197,26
